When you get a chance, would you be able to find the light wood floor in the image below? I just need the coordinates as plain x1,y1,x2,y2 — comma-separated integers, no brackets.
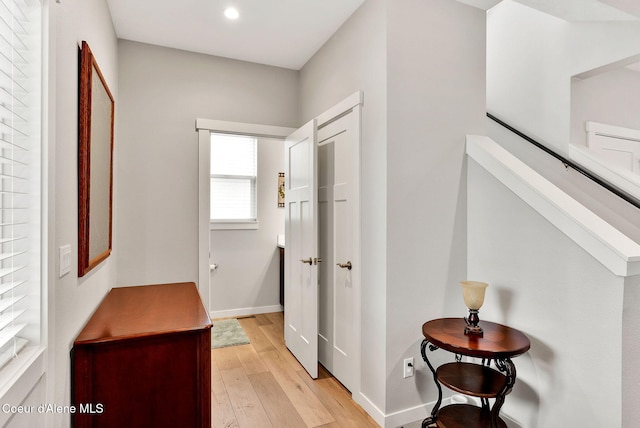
212,312,380,428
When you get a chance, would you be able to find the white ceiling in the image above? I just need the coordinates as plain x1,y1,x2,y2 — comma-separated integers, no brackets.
106,0,639,71
106,0,366,70
515,0,638,21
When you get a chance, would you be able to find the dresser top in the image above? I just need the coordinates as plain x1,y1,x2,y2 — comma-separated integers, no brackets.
422,318,530,359
74,282,212,345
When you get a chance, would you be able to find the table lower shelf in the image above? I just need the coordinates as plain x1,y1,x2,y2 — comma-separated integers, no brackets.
436,362,508,398
432,404,507,428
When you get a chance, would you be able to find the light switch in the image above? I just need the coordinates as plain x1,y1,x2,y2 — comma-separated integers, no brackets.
59,244,71,278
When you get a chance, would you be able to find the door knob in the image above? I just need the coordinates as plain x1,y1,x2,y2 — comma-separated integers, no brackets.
336,261,352,270
300,257,313,265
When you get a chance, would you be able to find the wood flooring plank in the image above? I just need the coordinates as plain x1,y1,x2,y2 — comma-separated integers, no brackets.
221,367,273,428
253,313,274,326
234,344,268,375
260,350,335,427
259,323,285,346
259,323,304,372
211,313,380,428
238,317,276,353
248,371,307,428
264,311,284,326
211,354,239,428
212,346,243,371
265,313,286,344
298,367,379,427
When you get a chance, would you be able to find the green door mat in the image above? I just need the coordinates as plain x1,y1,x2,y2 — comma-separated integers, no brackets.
212,318,250,349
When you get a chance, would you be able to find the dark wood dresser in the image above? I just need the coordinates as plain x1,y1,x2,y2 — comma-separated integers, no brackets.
72,282,212,428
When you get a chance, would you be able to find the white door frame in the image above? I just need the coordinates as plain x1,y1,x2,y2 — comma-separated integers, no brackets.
315,91,363,394
195,118,295,316
194,89,362,391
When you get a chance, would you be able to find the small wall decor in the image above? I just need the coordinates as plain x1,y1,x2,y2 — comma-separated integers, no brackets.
78,41,115,277
278,172,285,207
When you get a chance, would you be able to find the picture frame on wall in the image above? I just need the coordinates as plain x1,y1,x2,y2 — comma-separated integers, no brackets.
278,172,285,207
78,41,115,277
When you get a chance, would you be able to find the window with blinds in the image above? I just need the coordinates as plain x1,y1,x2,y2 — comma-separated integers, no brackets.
210,134,258,225
0,0,42,380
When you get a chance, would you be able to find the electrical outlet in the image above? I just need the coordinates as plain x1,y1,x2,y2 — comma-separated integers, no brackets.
403,357,414,378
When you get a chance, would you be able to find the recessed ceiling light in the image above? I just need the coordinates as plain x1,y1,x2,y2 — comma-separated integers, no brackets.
224,7,239,20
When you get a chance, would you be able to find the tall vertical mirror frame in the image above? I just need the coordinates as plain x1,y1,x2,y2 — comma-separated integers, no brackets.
78,41,114,277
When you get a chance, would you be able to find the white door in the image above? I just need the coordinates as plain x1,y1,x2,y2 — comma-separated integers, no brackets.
317,108,359,393
284,119,319,378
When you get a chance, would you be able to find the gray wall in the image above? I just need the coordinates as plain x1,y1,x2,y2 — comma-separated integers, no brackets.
300,0,388,412
488,1,640,248
209,137,285,316
385,0,485,416
300,0,486,423
571,67,640,147
467,157,627,427
116,41,299,287
50,0,119,426
487,0,640,156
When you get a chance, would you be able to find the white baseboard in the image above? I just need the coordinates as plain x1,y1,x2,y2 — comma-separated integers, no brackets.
354,391,440,428
501,411,523,428
354,392,433,427
354,392,386,427
384,401,431,428
379,395,522,428
210,304,283,319
354,395,462,428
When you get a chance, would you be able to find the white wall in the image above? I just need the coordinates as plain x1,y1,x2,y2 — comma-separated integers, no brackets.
571,67,640,147
487,2,568,150
385,0,486,421
209,137,285,317
487,0,640,157
485,0,640,268
486,17,640,423
116,41,299,287
622,274,640,426
467,158,627,427
49,0,119,427
488,119,640,244
301,1,486,425
300,0,388,417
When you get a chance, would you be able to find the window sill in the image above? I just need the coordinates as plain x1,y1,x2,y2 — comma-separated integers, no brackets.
0,346,46,426
210,221,259,230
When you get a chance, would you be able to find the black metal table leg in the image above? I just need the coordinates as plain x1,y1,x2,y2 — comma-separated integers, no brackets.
490,358,516,428
420,339,442,427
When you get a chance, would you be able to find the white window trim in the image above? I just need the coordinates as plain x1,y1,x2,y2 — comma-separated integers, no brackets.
210,220,259,230
0,0,48,417
196,119,295,139
0,349,45,426
195,119,295,314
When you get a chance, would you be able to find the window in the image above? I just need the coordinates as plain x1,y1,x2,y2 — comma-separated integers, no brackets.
0,0,43,387
210,134,258,228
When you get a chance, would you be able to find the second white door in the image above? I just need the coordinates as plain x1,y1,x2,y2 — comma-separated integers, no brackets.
318,108,358,393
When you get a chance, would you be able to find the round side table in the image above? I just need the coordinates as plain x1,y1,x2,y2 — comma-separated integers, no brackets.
420,318,530,428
